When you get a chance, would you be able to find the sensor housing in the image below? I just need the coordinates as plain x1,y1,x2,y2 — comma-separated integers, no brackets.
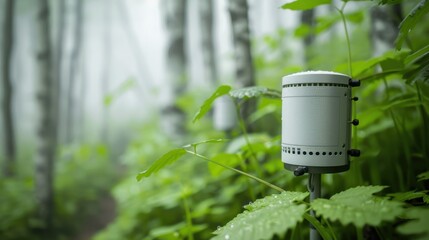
281,71,360,174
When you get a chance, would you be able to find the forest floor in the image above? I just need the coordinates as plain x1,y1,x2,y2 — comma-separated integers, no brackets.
72,193,116,240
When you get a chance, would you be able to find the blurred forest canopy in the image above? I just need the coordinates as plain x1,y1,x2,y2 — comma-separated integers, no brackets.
0,0,429,239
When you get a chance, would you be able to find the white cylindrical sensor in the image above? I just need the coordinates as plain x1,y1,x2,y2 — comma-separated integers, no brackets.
281,71,360,174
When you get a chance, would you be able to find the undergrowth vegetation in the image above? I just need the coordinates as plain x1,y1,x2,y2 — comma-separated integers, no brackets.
95,0,429,239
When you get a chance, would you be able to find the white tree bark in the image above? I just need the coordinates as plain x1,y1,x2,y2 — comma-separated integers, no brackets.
228,0,255,123
199,0,218,85
161,0,188,138
65,0,83,144
34,0,55,234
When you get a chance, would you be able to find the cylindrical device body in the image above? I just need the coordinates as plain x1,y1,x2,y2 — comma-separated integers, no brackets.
282,71,353,173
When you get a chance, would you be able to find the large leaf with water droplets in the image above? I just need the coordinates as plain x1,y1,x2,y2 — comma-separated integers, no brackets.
311,186,404,228
193,85,232,123
229,86,281,99
136,149,187,180
212,192,308,240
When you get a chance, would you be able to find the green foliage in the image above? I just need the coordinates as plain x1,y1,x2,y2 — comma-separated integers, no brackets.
136,149,187,180
0,178,38,240
213,192,308,240
397,208,429,239
103,78,137,106
97,1,429,239
418,171,429,181
396,0,429,49
229,86,281,99
311,186,404,228
192,85,232,123
281,0,331,10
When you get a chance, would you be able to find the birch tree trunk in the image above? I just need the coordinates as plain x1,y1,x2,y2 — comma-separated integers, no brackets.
34,0,56,235
1,0,16,177
199,0,218,85
161,0,188,138
65,0,83,144
52,0,65,147
101,0,112,142
228,0,255,124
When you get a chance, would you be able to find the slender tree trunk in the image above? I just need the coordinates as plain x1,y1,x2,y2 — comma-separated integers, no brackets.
1,0,16,177
199,0,218,85
65,0,83,144
300,9,315,65
53,0,65,147
101,0,112,142
228,0,255,123
116,0,152,97
370,4,402,56
161,0,188,138
34,0,55,236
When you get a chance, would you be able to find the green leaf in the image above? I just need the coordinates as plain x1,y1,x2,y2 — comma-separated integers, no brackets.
311,186,404,228
208,153,241,177
418,171,429,181
192,85,232,123
405,45,429,65
212,192,309,240
182,139,229,148
396,0,429,50
388,191,428,202
281,0,331,10
136,149,187,181
229,86,281,99
397,208,429,237
103,78,137,107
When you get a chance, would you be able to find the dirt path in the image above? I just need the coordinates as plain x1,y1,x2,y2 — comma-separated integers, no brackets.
73,194,116,240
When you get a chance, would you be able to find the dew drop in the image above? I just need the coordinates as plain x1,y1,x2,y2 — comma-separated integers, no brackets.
230,224,234,228
217,226,221,230
225,234,230,240
274,195,278,198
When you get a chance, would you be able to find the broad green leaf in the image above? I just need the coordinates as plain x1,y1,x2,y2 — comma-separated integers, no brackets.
229,86,281,99
192,85,232,123
249,105,278,123
315,11,363,34
397,208,429,238
405,45,429,65
136,148,187,180
388,191,428,202
312,186,404,228
281,0,331,10
212,192,309,240
208,153,241,177
396,0,429,50
418,171,429,181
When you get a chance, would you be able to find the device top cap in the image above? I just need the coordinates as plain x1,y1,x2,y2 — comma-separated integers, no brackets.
282,71,351,85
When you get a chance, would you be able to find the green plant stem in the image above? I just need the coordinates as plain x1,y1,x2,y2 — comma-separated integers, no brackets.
182,196,194,240
303,213,332,240
356,227,363,240
185,150,285,193
235,102,265,180
337,2,353,77
416,82,429,161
